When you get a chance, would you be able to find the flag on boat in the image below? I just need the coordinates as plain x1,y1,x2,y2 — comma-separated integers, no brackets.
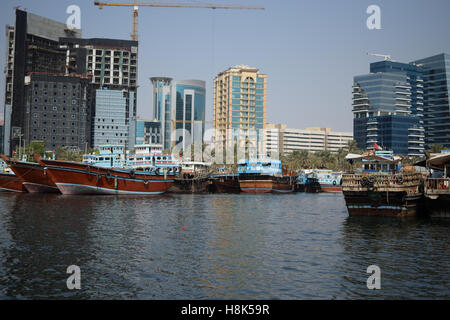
374,142,383,150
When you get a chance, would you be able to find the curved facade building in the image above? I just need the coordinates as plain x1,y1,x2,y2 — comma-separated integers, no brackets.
150,77,173,150
149,78,205,151
172,80,206,152
353,61,425,156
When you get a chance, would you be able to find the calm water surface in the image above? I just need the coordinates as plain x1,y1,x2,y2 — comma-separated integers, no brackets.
0,192,449,299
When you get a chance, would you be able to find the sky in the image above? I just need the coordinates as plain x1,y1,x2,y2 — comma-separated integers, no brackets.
1,0,450,132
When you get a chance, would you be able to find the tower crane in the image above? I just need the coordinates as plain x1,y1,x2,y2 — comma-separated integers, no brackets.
94,1,265,41
367,52,391,61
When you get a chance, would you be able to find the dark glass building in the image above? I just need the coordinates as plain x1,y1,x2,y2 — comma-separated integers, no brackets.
2,9,81,155
412,53,450,149
136,119,162,145
353,61,425,156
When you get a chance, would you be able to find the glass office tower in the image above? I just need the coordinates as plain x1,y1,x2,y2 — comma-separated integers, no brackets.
412,53,450,149
353,62,424,156
93,89,130,148
150,78,205,151
150,77,172,150
172,80,206,152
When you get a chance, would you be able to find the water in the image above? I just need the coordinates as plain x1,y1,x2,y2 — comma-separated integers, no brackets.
0,192,449,299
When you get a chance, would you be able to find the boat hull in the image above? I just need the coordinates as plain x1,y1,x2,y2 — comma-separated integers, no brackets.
319,183,343,193
425,194,450,217
23,182,60,193
343,190,422,217
168,177,213,194
39,159,175,195
1,157,60,193
0,173,26,192
239,179,273,193
213,175,241,193
239,174,295,194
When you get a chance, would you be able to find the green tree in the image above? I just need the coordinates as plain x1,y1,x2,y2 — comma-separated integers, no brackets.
23,141,45,162
56,147,83,162
347,140,362,154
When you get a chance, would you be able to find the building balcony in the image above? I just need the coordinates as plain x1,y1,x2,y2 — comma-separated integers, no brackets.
395,85,411,90
352,97,368,102
395,103,411,107
352,102,369,107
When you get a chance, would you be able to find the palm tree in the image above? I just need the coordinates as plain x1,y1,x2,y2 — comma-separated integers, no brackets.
429,144,444,153
347,140,361,154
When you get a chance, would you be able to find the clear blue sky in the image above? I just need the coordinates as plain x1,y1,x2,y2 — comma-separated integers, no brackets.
1,0,450,132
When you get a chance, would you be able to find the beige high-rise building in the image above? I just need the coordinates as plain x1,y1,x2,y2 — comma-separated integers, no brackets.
213,65,267,155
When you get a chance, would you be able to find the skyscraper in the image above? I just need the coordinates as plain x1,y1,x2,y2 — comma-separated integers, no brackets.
3,9,81,155
2,9,139,154
136,119,162,146
150,77,173,150
60,37,139,148
412,53,450,149
352,60,424,156
172,80,206,152
150,78,206,151
213,65,267,157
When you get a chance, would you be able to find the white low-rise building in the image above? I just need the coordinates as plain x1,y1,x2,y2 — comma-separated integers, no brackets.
265,124,353,155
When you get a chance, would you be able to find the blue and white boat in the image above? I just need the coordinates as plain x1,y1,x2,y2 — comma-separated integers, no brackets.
82,144,181,173
238,158,296,193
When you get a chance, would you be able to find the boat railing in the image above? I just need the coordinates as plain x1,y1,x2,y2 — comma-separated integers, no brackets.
425,178,450,194
342,173,423,189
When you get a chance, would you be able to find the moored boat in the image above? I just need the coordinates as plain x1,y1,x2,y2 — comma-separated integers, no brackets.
0,155,59,193
310,169,343,193
417,149,450,217
342,150,424,217
211,167,240,193
83,144,180,171
238,158,296,193
37,157,177,195
212,173,240,193
0,172,26,192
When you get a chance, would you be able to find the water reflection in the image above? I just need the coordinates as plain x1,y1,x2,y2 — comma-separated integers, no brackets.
339,217,450,299
0,193,95,299
0,192,449,299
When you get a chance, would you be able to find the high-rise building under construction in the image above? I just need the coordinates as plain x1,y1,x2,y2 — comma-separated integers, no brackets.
2,9,138,154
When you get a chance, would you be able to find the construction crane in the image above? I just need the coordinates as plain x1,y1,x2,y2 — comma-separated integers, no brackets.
367,52,391,61
94,1,265,41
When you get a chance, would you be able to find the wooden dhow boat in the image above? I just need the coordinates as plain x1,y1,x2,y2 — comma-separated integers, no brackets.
36,157,177,195
0,154,59,193
342,150,424,217
238,158,296,193
0,172,26,192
